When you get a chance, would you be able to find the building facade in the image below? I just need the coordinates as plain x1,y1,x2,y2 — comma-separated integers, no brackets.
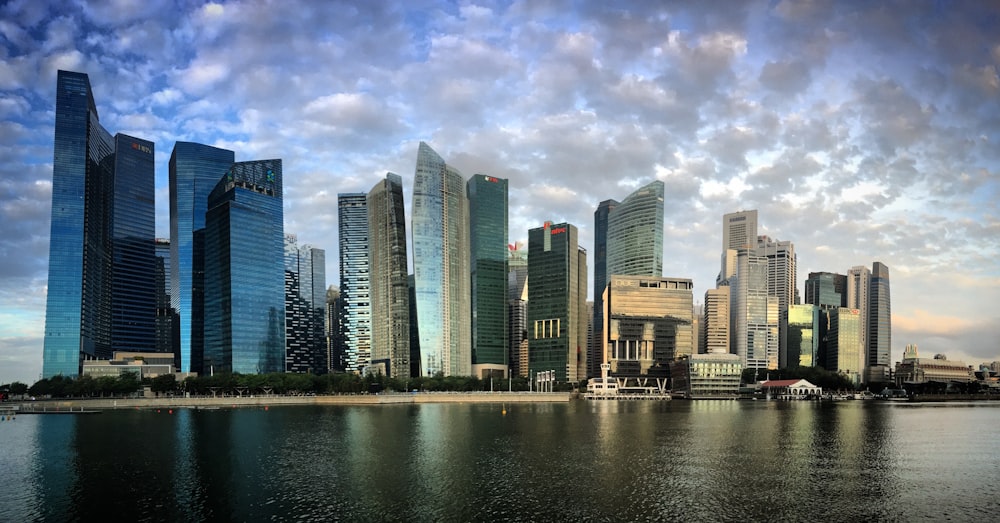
527,222,588,383
702,286,731,354
284,235,327,374
336,193,370,374
508,244,529,378
669,353,742,398
730,248,779,370
825,307,863,384
154,238,179,366
757,236,796,367
868,261,892,382
43,70,157,377
169,141,236,374
468,174,509,378
786,304,819,367
203,160,285,374
591,199,618,380
368,173,412,379
411,142,471,377
603,275,693,375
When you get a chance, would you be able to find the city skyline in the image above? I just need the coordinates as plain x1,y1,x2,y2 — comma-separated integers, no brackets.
2,1,999,384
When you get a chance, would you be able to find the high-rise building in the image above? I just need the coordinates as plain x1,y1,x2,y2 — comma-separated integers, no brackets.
154,238,179,366
508,243,529,378
758,236,796,367
468,174,509,378
804,272,847,309
326,286,343,372
591,199,617,380
730,248,778,370
867,261,892,383
606,180,665,277
825,307,864,384
787,304,819,367
602,275,693,375
170,141,236,374
527,222,587,383
846,265,871,373
720,210,758,282
43,70,157,378
411,142,471,377
203,160,285,374
702,287,731,354
337,193,370,373
368,173,411,379
284,234,326,374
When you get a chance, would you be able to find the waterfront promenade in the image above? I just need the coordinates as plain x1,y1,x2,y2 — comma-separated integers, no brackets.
13,391,571,411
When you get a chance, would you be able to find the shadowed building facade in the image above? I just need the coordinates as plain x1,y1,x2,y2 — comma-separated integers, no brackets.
468,174,509,378
203,160,285,374
411,142,471,377
368,173,411,379
43,70,156,378
284,234,327,374
602,275,693,376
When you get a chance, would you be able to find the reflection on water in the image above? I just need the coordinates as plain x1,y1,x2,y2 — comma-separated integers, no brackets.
2,401,999,521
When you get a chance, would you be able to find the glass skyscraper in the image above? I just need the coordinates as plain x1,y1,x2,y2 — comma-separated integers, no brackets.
868,262,891,368
731,248,778,370
337,193,370,373
787,304,819,367
591,199,617,378
43,70,156,377
368,173,411,378
468,174,508,377
284,234,327,374
605,180,664,277
411,142,471,377
154,238,179,365
203,160,285,374
169,142,235,374
527,222,587,383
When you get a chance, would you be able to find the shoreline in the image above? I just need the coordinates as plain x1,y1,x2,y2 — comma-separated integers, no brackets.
12,391,573,411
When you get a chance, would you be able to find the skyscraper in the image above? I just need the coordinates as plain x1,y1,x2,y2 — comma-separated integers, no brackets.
336,193,371,374
527,222,587,383
606,180,665,277
787,304,819,367
804,272,847,309
591,199,617,379
702,287,730,354
203,160,285,374
603,275,693,375
508,243,529,378
170,141,235,374
730,247,778,370
43,70,156,378
154,238,179,365
826,307,864,384
284,234,327,374
720,210,758,282
368,173,411,379
757,236,796,367
847,265,871,370
867,261,892,382
411,142,471,377
468,174,509,378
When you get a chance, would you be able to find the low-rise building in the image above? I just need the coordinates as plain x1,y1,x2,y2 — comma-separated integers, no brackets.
82,352,193,380
669,353,742,399
759,379,823,400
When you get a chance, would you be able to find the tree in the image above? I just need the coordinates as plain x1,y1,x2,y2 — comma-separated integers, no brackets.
151,374,177,395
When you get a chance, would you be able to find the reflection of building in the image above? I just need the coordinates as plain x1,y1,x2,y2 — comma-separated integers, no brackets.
669,353,742,398
468,174,509,378
786,304,818,367
170,141,236,374
204,160,285,374
337,193,370,374
44,70,157,378
895,345,973,385
412,142,471,377
603,275,693,375
368,173,411,379
825,307,863,384
527,222,587,383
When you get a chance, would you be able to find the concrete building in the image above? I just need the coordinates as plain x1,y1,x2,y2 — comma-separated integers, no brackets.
602,275,693,376
730,248,778,370
895,345,973,386
669,353,742,399
702,287,730,354
758,236,797,367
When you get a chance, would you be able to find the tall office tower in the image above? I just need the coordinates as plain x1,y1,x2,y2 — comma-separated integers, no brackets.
787,304,819,367
337,193,370,373
691,304,701,355
170,141,236,374
284,235,327,374
606,181,665,276
368,173,412,379
408,275,422,378
508,243,529,377
825,307,864,384
154,239,179,364
804,272,847,308
591,199,618,379
411,142,471,377
43,70,157,378
867,261,892,381
527,222,588,383
326,286,343,372
203,160,285,374
757,236,796,367
730,248,778,370
847,265,871,376
603,276,693,375
702,286,730,354
468,174,509,378
720,210,758,282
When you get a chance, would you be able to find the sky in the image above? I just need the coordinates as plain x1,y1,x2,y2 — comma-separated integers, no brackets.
1,0,998,385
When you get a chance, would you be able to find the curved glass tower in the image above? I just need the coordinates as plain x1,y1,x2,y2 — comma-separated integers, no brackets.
411,142,471,377
605,180,664,277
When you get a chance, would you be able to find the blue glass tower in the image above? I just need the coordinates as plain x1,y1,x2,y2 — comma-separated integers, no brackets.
412,142,471,377
203,160,285,374
169,142,235,374
591,199,617,379
468,174,508,377
43,70,156,377
337,193,370,373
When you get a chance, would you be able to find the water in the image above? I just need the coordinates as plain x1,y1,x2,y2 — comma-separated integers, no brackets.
2,400,999,522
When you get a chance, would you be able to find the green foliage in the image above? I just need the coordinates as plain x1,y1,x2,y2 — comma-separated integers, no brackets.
151,374,177,394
